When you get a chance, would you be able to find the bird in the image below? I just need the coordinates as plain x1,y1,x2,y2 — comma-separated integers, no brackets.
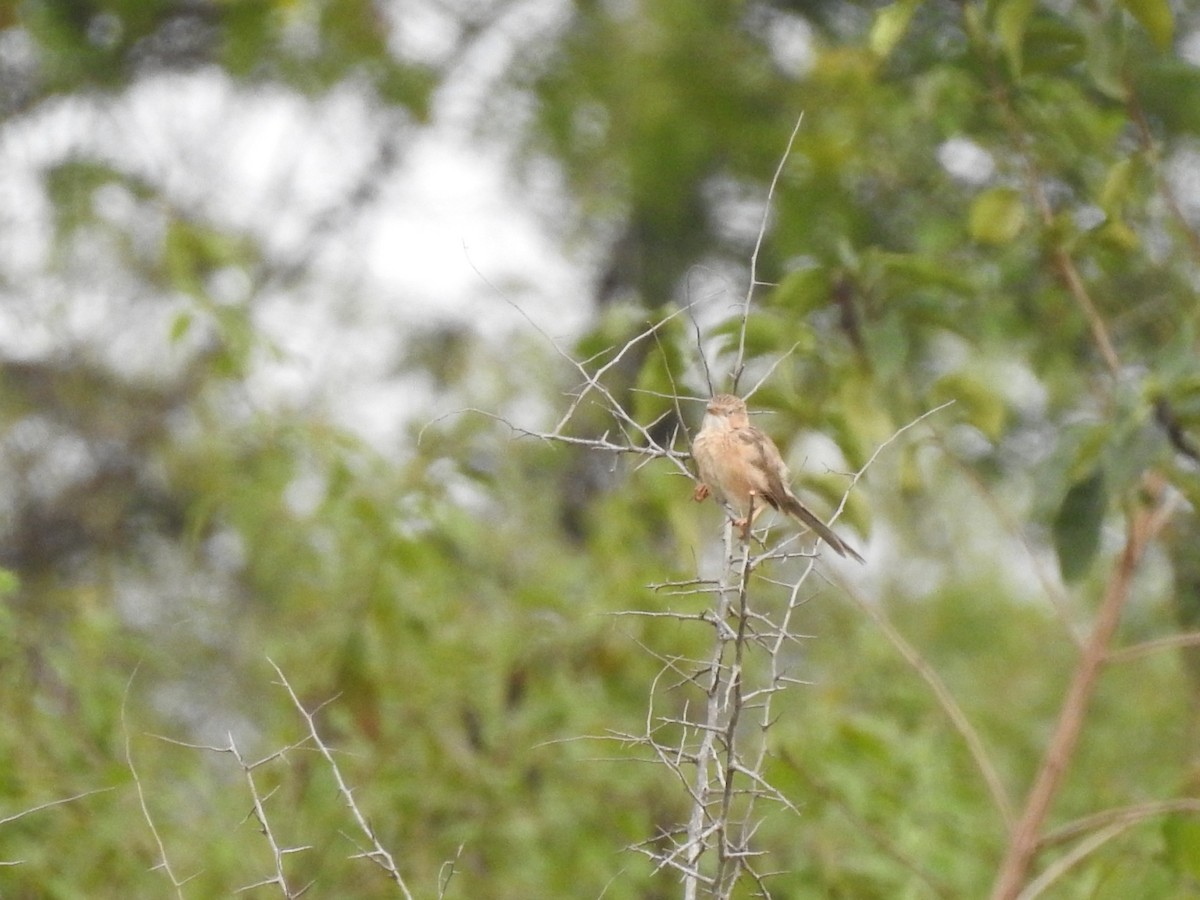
691,393,864,563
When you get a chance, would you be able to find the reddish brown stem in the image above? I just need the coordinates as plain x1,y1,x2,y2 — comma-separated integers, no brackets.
990,503,1157,899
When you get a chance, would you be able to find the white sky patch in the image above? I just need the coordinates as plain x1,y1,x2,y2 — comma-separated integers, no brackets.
0,46,591,450
1180,28,1200,66
937,136,996,185
1166,144,1200,225
762,12,816,78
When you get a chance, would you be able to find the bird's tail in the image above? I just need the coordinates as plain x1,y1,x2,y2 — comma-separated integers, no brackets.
780,495,865,564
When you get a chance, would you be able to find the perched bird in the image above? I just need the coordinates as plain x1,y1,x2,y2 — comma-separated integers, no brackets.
691,394,864,563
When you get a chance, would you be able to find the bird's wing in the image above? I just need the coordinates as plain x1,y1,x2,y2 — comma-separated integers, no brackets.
740,426,865,562
739,426,791,509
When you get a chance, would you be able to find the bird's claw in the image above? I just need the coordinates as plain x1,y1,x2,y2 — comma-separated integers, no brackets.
732,516,752,542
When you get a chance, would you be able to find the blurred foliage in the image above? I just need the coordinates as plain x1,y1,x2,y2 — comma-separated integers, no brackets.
1,0,1200,897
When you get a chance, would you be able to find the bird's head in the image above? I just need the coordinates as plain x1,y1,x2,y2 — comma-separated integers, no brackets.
704,394,750,428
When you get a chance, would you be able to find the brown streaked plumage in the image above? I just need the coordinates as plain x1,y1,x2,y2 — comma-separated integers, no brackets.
691,394,864,563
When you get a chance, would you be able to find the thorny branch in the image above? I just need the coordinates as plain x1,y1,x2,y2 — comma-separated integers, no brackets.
0,788,115,867
267,659,416,899
644,393,952,898
457,112,966,898
123,671,193,897
148,731,316,898
126,661,418,896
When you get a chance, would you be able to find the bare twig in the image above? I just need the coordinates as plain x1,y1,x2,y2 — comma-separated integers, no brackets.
990,489,1169,900
267,658,415,899
732,113,805,393
0,786,115,829
1127,88,1200,262
839,579,1015,828
1106,630,1200,664
1038,797,1200,850
438,844,465,899
122,670,193,896
989,56,1120,379
224,735,312,898
777,750,956,899
1014,822,1129,900
0,786,115,867
827,399,955,529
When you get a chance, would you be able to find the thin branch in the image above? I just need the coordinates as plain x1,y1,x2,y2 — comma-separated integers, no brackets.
437,844,464,900
839,579,1015,828
0,787,115,829
990,488,1168,900
1039,798,1200,850
742,340,805,403
1126,88,1200,262
1015,821,1129,900
1154,397,1200,466
831,399,956,525
990,55,1120,378
930,434,1085,650
731,113,804,394
685,266,719,396
122,670,192,896
267,658,415,900
1107,630,1200,665
777,750,957,899
227,734,310,898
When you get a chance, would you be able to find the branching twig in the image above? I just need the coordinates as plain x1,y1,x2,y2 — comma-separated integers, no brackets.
1038,797,1200,850
1014,821,1129,900
1106,630,1200,664
229,735,312,898
990,488,1171,899
438,844,465,899
980,42,1189,896
267,658,415,900
144,726,318,896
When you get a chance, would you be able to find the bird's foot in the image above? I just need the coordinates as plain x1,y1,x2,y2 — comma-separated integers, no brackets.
732,516,753,543
692,483,710,502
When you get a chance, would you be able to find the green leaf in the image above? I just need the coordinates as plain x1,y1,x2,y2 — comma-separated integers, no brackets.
1162,813,1200,880
1120,0,1173,50
968,187,1027,245
1095,219,1139,252
995,0,1037,77
929,370,1007,440
1023,18,1087,76
1099,157,1136,215
1054,467,1107,582
869,0,922,59
711,311,815,361
1133,59,1200,135
1083,13,1128,99
770,267,833,316
876,251,977,294
169,311,193,344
